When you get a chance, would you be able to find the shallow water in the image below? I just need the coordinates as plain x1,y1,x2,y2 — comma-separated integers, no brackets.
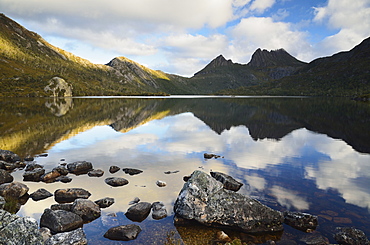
1,96,370,244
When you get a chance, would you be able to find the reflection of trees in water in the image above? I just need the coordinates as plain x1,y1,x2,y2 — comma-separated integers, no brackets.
45,97,73,117
0,97,369,157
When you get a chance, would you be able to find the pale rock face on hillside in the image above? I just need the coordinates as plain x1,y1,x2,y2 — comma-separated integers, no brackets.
44,77,73,97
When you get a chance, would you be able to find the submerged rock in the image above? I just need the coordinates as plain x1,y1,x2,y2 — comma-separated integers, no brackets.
104,224,142,241
334,227,370,245
30,188,53,201
54,188,91,203
210,171,243,191
40,209,83,233
45,228,87,245
0,209,43,244
284,211,318,232
125,202,152,222
174,170,284,233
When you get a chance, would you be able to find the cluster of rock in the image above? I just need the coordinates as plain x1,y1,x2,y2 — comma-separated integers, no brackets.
174,170,370,244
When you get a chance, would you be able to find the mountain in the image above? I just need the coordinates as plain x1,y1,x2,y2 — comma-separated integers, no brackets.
0,13,187,97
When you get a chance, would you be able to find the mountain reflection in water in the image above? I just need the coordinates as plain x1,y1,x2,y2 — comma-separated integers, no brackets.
1,96,370,244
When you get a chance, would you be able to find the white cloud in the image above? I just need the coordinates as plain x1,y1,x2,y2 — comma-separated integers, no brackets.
250,0,276,13
313,0,370,56
229,17,312,63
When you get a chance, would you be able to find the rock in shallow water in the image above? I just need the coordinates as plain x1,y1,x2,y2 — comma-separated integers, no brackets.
40,209,83,233
125,202,152,222
152,201,167,220
174,170,284,233
95,197,115,208
0,169,13,184
54,188,91,203
71,198,101,222
30,188,53,201
104,224,142,241
105,177,129,187
67,161,93,175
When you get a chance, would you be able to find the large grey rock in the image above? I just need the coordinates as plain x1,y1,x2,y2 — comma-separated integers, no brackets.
0,181,29,199
334,227,370,245
40,209,83,233
45,228,87,245
174,170,284,233
0,169,13,184
104,224,142,241
210,171,243,191
71,199,101,222
125,202,152,222
0,149,21,163
23,168,45,181
67,161,93,175
44,77,73,97
54,188,91,203
0,209,43,244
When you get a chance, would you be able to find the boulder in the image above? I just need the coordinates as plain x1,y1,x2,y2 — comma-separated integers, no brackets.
0,209,43,244
152,201,167,220
41,170,61,182
0,169,13,184
109,166,120,174
44,77,73,97
53,166,69,176
122,168,143,175
30,188,53,201
334,227,370,245
67,161,93,174
125,202,152,222
40,209,83,233
105,177,129,187
104,224,142,241
0,181,29,199
71,199,101,222
174,170,284,233
95,197,115,208
25,163,44,171
284,211,318,232
50,203,73,211
23,168,45,182
88,169,104,177
210,171,243,191
54,188,91,203
0,149,21,163
45,228,87,245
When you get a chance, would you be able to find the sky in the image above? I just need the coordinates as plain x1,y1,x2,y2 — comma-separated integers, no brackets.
1,0,370,77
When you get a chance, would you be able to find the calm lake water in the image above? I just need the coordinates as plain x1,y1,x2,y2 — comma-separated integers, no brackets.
1,96,370,244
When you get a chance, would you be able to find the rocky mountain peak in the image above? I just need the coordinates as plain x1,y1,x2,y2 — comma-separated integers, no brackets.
248,48,306,68
194,55,233,76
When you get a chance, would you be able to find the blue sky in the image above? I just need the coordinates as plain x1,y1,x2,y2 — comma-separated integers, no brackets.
1,0,369,77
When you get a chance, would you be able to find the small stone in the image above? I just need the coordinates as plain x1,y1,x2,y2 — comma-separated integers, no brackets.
129,197,140,205
105,177,129,187
104,224,142,241
109,166,120,174
88,169,104,177
122,168,143,175
56,176,72,183
156,180,166,187
95,197,115,208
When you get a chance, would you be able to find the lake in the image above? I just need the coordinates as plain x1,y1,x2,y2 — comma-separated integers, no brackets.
1,96,370,244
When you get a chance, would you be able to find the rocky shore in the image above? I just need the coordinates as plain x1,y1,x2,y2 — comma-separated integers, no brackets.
1,149,370,244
